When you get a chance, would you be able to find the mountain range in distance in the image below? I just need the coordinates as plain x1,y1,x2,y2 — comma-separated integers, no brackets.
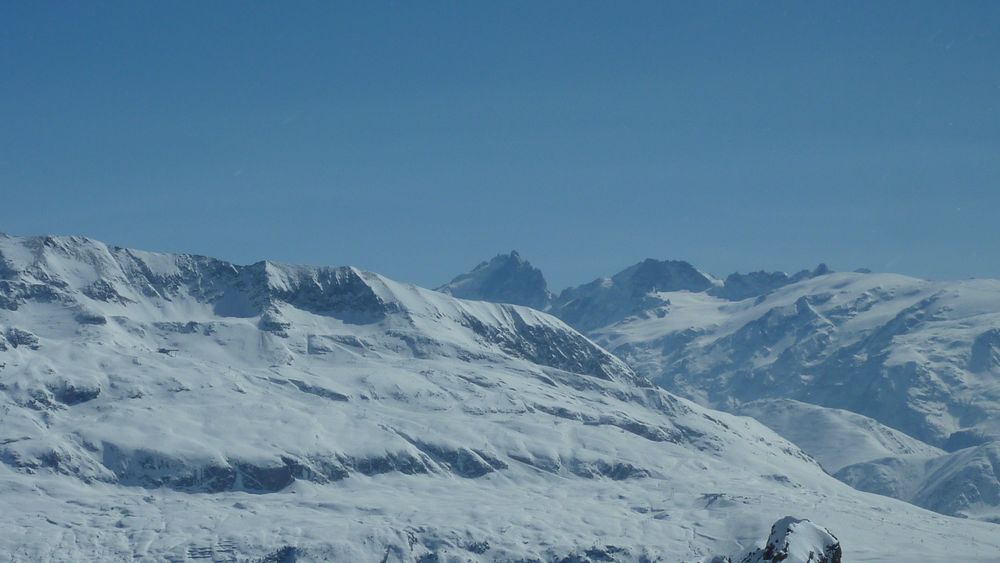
440,250,1000,525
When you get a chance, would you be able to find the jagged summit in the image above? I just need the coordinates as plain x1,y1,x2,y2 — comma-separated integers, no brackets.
608,258,715,295
436,250,552,309
441,253,835,333
440,253,836,329
710,263,832,301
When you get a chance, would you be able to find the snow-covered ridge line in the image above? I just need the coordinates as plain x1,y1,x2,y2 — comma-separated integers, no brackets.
0,233,638,385
438,249,834,319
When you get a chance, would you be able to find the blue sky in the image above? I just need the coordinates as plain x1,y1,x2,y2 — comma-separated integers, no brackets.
2,2,998,289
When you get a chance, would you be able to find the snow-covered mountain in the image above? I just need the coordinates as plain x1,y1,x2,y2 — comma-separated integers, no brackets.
437,251,552,310
741,400,1000,523
4,234,999,561
595,271,1000,450
550,259,717,332
836,442,1000,524
446,255,1000,449
734,399,945,473
445,253,1000,524
708,265,831,302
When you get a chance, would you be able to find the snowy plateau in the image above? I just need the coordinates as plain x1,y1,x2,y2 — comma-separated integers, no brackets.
1,235,999,562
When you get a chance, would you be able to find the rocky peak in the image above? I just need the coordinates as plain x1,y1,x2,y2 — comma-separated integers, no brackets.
436,251,552,310
740,517,842,563
612,258,714,295
711,263,834,301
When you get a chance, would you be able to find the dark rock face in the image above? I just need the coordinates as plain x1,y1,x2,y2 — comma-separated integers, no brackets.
567,459,649,480
622,259,715,294
75,311,108,325
553,545,630,563
82,279,131,304
0,235,394,329
287,379,349,402
438,253,837,334
248,264,393,324
0,280,62,310
259,308,292,336
153,321,215,335
341,452,429,476
257,546,300,563
944,429,992,451
710,264,832,302
4,328,40,349
969,328,1000,373
712,271,796,301
98,446,355,493
438,251,552,310
393,433,507,478
49,382,101,405
460,309,639,384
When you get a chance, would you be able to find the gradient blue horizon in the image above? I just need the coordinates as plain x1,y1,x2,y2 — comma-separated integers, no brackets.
2,2,998,290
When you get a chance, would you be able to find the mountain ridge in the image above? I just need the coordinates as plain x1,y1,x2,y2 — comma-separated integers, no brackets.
4,233,1000,561
439,250,835,315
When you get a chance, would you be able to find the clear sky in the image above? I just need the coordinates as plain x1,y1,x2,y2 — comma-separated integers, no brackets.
2,2,998,290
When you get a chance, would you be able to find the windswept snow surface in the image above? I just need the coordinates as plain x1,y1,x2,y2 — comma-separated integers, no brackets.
2,234,1000,561
738,401,1000,523
735,399,944,473
836,442,1000,524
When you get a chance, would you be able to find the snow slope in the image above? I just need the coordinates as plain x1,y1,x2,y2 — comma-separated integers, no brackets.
3,234,1000,561
735,399,944,473
836,442,1000,524
592,272,1000,449
591,270,1000,524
